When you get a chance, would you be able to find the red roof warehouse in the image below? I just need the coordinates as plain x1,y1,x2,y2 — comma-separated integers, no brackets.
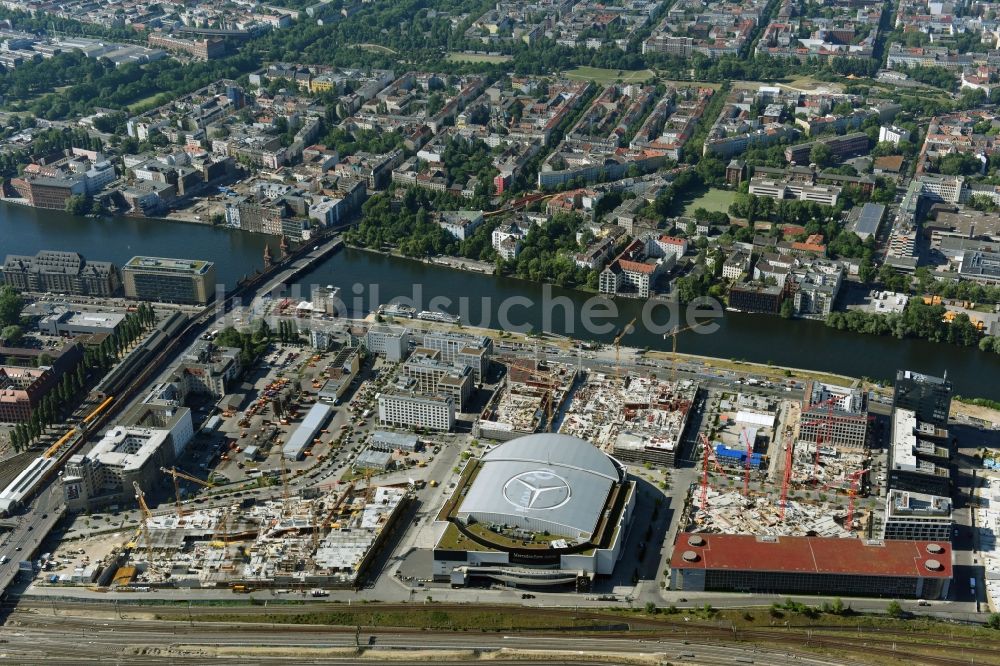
670,533,951,599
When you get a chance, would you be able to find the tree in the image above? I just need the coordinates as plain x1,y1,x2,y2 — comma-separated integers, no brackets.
886,600,904,618
987,613,1000,629
780,299,795,319
64,193,90,216
809,143,833,168
0,285,23,327
1,324,23,345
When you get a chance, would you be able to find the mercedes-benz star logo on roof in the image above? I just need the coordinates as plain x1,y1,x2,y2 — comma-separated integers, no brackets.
503,470,571,511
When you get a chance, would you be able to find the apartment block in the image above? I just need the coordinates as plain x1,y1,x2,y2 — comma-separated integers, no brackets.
2,251,121,296
784,132,870,165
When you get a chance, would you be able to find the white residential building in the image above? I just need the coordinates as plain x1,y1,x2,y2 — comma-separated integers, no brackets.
491,220,527,260
879,125,912,145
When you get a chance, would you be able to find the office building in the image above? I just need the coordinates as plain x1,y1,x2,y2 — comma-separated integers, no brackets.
122,256,216,304
378,390,455,432
883,490,953,542
959,250,1000,284
421,332,492,383
62,414,193,512
9,172,86,209
402,349,474,410
365,325,411,362
728,283,786,315
893,370,952,428
2,251,121,296
670,533,951,600
888,408,951,496
799,382,869,450
169,340,242,400
38,310,125,337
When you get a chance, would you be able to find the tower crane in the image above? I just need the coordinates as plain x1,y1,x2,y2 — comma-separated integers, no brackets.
780,431,794,522
132,481,155,570
160,466,214,523
846,467,871,532
612,317,637,381
801,394,875,481
665,322,703,383
740,428,754,496
280,454,291,518
698,433,726,512
799,395,841,481
214,505,231,545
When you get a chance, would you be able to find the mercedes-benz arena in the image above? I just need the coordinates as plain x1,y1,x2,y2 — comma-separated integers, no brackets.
433,433,636,589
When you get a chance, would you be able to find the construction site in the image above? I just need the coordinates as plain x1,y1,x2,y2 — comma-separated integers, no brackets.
474,358,579,441
558,372,698,467
682,382,877,541
44,479,409,591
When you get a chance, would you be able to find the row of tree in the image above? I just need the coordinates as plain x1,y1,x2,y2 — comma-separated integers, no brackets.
276,319,301,344
7,365,87,454
7,303,156,453
825,300,982,347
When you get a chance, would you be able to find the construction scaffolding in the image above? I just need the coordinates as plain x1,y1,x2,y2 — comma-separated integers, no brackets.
559,372,698,466
125,485,409,589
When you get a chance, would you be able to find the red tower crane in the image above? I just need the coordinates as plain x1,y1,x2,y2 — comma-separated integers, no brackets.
780,432,794,522
846,467,871,531
800,396,840,481
699,433,725,512
740,428,753,496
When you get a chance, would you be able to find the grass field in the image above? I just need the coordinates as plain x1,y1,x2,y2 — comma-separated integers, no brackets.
127,93,170,113
667,186,737,217
562,66,656,84
446,52,512,63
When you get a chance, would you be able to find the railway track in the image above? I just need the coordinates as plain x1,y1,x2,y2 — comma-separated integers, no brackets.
6,600,998,666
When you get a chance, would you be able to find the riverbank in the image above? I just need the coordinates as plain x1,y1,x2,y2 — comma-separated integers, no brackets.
348,244,496,275
7,201,1000,401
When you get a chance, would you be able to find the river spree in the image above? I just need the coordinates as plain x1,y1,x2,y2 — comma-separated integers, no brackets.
3,202,999,400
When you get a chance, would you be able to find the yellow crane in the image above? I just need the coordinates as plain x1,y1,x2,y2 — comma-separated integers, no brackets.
160,466,214,523
612,317,637,381
214,505,231,545
665,323,702,383
280,455,291,518
132,481,154,571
